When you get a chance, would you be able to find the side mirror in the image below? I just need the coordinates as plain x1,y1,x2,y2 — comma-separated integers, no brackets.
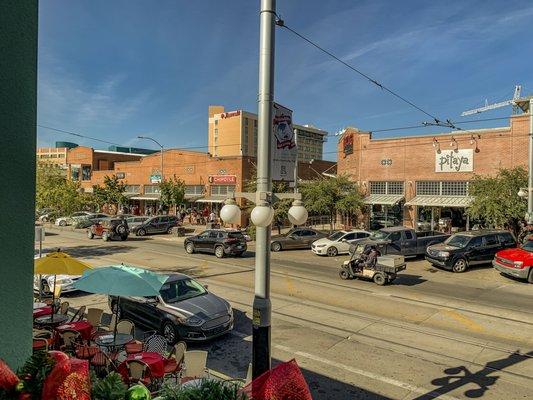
203,284,209,290
146,297,158,305
341,239,347,243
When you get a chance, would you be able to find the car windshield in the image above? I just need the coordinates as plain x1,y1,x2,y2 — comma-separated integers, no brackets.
227,232,244,239
521,240,533,252
444,235,470,248
159,278,207,303
328,232,344,241
369,230,388,240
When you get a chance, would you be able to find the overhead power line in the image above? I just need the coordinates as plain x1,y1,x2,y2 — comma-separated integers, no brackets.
275,18,449,126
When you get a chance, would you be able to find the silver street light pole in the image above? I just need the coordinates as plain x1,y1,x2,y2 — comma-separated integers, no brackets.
138,136,164,181
253,0,276,378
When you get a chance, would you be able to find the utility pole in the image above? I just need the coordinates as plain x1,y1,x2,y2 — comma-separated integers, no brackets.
527,98,533,225
253,0,276,378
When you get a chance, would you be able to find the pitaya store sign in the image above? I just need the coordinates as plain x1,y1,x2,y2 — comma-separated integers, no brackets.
435,149,473,172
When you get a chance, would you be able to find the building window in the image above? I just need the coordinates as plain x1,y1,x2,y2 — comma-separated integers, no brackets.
369,181,404,195
245,118,249,127
81,165,91,181
71,166,80,181
214,128,218,137
185,185,204,195
254,120,257,127
210,185,236,196
125,185,140,193
416,181,468,196
214,119,218,126
144,185,161,194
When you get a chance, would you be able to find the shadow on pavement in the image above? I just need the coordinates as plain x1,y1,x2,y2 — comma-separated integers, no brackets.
413,350,533,399
40,244,137,259
393,274,427,286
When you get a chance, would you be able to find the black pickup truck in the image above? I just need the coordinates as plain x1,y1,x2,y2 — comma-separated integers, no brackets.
349,227,450,257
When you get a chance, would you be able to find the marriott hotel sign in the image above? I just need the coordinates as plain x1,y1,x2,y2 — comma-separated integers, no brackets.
435,149,473,173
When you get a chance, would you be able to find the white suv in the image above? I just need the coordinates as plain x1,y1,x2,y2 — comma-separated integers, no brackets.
312,230,370,257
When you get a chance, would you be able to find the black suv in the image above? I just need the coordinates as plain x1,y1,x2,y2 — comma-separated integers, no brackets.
184,230,247,258
425,230,516,273
132,215,179,236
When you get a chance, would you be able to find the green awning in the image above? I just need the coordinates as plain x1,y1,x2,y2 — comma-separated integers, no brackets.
364,194,404,205
405,195,473,207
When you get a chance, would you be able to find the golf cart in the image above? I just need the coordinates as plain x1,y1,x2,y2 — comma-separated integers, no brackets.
339,243,406,285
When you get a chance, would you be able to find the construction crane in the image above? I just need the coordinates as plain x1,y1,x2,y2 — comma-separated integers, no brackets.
461,85,522,116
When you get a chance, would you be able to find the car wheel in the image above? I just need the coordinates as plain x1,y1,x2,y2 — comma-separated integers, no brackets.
162,321,177,345
116,225,127,235
339,269,350,280
452,258,468,273
167,227,174,234
136,228,146,237
271,242,282,252
59,220,67,226
87,231,94,239
41,217,48,223
185,243,195,254
215,246,225,258
326,246,338,257
102,232,109,242
373,272,386,286
528,268,533,284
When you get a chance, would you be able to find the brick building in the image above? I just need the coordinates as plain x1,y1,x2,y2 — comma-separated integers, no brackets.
208,105,328,161
337,110,532,231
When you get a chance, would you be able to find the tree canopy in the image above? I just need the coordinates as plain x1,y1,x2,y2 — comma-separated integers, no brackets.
467,166,527,233
159,176,186,211
92,175,127,211
36,164,88,215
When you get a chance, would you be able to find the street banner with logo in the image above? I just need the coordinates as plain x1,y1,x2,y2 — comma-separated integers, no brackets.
272,103,297,181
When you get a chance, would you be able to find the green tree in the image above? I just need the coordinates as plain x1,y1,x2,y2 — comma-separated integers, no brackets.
159,176,186,213
467,166,527,235
299,175,364,231
36,164,88,215
92,175,127,213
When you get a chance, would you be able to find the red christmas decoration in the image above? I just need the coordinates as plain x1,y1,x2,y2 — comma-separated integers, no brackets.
42,356,90,400
242,359,313,400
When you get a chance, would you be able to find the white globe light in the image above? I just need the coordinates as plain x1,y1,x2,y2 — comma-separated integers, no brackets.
288,200,308,226
251,205,274,227
220,202,241,224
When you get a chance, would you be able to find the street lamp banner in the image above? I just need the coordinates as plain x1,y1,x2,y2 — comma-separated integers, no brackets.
435,149,473,173
272,103,297,181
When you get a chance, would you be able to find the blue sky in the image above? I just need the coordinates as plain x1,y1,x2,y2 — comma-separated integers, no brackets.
38,0,533,161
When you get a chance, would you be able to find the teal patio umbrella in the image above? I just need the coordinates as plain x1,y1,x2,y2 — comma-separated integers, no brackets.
74,264,169,339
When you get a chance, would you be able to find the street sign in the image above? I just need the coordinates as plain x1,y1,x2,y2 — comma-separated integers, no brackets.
272,103,297,181
150,174,162,183
35,226,45,243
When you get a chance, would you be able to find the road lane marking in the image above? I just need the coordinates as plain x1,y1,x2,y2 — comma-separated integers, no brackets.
442,310,484,333
273,343,460,400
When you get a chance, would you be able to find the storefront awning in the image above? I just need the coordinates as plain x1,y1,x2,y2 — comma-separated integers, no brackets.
364,194,404,205
128,194,160,201
194,196,225,204
405,195,473,207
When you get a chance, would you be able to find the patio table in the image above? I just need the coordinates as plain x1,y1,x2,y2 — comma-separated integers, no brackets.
94,332,133,353
33,302,47,309
117,352,165,380
55,321,93,341
34,314,69,327
33,306,53,319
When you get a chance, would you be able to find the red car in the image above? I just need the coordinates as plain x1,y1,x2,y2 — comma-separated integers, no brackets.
493,239,533,283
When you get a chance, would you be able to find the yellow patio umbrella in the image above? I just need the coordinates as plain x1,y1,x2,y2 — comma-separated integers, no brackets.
34,251,92,320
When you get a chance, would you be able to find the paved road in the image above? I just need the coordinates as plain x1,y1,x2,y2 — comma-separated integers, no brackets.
39,228,533,399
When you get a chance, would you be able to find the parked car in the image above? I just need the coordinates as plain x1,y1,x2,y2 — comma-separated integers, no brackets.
271,228,327,252
73,213,109,229
426,230,516,273
109,273,233,343
493,238,533,283
131,215,179,236
87,218,129,241
34,274,80,294
38,210,59,223
351,227,449,257
55,211,93,227
312,230,370,257
184,229,247,258
126,216,150,230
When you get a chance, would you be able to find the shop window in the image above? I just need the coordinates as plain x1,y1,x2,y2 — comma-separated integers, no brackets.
416,181,468,196
144,185,161,194
185,185,204,195
370,181,404,195
210,185,236,196
125,185,140,193
71,166,80,181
